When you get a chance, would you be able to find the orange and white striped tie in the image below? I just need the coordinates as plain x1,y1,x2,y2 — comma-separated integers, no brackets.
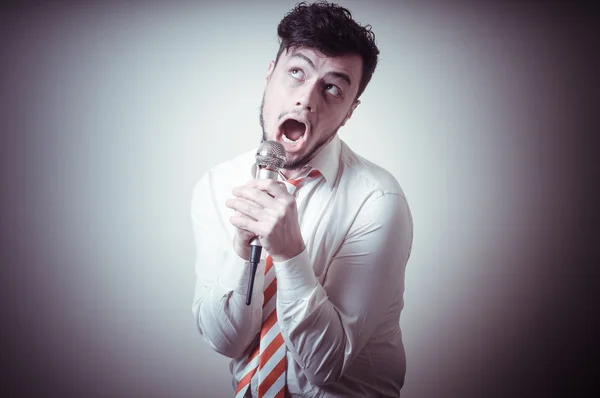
234,169,321,398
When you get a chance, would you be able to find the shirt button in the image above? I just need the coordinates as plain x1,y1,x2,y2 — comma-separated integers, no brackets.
255,309,261,317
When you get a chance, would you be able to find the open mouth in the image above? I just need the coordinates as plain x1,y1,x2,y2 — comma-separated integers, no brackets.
278,118,308,151
280,119,306,143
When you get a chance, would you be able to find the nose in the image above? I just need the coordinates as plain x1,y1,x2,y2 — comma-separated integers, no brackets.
294,81,319,113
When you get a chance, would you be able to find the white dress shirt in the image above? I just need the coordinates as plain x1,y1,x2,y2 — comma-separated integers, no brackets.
191,135,413,397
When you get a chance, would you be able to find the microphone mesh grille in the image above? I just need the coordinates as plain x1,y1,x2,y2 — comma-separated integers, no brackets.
256,140,286,170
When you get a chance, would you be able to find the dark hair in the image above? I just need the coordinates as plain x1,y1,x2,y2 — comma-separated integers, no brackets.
275,1,379,99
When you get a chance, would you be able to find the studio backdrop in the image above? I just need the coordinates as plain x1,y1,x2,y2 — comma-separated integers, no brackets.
1,1,589,397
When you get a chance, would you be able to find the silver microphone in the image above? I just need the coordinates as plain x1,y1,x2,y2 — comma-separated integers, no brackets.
246,140,286,305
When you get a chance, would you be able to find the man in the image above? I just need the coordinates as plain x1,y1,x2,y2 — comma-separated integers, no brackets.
191,2,413,397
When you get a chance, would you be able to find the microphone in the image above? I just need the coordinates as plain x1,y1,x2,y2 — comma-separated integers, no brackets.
246,140,286,305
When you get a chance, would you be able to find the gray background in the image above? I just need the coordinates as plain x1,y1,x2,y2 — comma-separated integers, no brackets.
1,1,596,397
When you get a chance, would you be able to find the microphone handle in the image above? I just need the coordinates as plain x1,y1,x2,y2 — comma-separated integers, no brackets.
245,166,279,305
246,243,262,305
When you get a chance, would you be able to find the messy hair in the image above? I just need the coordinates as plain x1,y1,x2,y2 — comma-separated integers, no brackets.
275,1,380,99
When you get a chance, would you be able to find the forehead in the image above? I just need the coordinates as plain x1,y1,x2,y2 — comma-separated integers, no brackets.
279,47,362,84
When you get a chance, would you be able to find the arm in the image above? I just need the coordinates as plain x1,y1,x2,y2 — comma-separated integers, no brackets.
226,179,412,384
191,174,263,358
274,193,412,386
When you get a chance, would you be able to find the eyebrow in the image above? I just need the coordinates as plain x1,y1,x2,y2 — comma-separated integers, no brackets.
290,52,352,87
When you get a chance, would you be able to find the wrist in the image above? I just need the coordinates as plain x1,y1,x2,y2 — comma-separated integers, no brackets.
270,243,305,263
233,240,250,261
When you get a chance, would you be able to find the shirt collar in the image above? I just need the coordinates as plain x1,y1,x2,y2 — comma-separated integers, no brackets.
249,135,341,190
303,134,340,190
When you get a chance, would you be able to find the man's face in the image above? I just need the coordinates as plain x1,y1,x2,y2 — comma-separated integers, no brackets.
260,47,362,171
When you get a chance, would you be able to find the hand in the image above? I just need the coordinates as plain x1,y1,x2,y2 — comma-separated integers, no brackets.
225,179,305,262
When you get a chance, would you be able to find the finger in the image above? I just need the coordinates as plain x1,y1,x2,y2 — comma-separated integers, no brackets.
229,214,262,236
234,224,256,240
232,185,278,208
226,198,262,220
233,210,256,233
245,179,290,199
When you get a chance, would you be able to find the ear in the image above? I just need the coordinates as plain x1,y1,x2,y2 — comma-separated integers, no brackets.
265,61,275,82
341,100,361,126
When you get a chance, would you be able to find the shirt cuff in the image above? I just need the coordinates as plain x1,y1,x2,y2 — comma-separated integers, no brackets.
273,248,319,302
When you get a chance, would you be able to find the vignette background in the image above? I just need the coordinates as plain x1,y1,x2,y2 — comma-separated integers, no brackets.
1,1,596,397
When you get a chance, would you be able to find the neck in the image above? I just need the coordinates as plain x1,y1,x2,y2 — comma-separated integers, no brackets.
279,134,336,180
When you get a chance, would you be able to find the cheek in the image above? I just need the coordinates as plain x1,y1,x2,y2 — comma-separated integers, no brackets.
261,97,279,130
263,88,275,108
321,113,343,130
271,86,289,104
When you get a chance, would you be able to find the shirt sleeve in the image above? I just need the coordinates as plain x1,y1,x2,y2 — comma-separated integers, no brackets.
191,173,264,359
274,192,413,386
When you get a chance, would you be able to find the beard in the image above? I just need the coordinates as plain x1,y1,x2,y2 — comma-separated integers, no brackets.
259,95,341,171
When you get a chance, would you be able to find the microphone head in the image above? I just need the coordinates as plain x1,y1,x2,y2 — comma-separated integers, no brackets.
256,140,286,170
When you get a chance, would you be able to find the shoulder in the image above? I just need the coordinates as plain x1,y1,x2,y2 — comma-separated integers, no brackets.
202,150,255,182
194,150,254,186
338,140,407,201
337,141,413,248
191,149,255,206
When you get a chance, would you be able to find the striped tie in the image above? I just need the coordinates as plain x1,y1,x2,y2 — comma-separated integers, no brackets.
234,169,321,398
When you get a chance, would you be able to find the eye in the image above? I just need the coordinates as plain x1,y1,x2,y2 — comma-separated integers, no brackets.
289,68,304,80
325,84,342,97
